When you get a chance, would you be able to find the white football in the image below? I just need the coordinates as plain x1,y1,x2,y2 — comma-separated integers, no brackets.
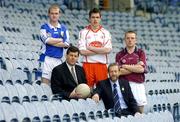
75,83,90,98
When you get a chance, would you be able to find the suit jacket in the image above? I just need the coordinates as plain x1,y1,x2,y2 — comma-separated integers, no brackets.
94,78,139,115
51,62,87,100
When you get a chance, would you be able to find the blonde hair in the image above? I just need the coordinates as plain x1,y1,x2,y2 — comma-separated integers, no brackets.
48,4,60,13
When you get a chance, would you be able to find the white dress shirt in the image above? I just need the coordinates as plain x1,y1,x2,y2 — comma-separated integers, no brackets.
66,62,78,83
110,79,128,109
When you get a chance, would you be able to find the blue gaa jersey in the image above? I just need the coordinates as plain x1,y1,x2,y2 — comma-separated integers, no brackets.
40,23,69,60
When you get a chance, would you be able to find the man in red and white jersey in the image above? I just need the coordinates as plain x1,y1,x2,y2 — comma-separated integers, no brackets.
78,8,112,89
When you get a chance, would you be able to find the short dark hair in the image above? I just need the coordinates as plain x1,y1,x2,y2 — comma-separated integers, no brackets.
89,8,101,18
125,30,137,38
66,46,80,55
108,63,118,72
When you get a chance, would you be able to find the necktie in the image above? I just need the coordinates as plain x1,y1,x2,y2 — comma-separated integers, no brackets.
113,83,121,113
71,67,77,83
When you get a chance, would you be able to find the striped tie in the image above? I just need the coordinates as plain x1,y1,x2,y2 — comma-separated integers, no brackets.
113,83,121,113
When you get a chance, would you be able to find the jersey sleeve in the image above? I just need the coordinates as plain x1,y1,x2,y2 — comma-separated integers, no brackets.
103,31,112,49
61,24,70,46
115,52,122,65
139,50,148,73
63,29,70,46
40,24,50,44
78,30,86,50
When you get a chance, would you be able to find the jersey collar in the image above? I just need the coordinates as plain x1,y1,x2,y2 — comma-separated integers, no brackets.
124,46,138,53
86,25,102,33
48,22,61,29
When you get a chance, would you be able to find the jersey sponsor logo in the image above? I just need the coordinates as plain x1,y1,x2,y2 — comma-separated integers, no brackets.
89,41,103,47
54,31,59,34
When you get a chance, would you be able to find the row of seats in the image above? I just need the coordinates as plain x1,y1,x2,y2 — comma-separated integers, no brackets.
0,95,174,122
0,80,52,102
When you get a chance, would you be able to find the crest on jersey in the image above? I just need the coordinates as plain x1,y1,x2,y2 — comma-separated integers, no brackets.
47,32,51,37
122,59,126,63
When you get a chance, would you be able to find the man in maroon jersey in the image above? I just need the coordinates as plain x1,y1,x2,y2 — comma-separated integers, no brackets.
116,30,147,113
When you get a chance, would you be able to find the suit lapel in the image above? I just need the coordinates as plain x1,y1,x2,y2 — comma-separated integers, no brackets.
118,80,127,102
107,79,114,102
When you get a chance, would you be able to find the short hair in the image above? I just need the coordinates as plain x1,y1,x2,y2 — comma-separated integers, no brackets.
48,4,60,13
89,8,101,18
108,63,118,72
66,46,80,55
124,30,137,38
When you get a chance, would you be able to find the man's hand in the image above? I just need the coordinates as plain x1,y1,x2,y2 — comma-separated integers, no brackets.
92,94,99,103
69,88,83,98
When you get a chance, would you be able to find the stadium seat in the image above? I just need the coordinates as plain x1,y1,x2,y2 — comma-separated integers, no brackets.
0,101,17,122
62,114,71,122
0,84,9,102
79,112,87,121
32,82,45,100
52,99,67,117
4,81,19,101
78,98,92,115
11,96,29,122
23,82,37,99
0,1,179,121
87,111,95,120
40,83,53,99
86,98,98,112
70,99,83,114
31,99,49,121
22,96,39,121
0,107,5,121
42,96,59,121
61,99,76,117
14,82,28,102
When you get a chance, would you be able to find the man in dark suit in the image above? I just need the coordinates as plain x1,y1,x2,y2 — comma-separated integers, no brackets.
92,63,140,117
51,46,87,100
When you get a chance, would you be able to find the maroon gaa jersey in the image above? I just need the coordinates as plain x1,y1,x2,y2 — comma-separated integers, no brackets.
116,47,147,83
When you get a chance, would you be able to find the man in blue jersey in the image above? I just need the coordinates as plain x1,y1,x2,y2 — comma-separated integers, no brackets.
40,4,70,84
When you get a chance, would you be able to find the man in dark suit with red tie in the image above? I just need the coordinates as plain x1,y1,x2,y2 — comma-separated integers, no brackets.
51,46,87,100
92,63,140,117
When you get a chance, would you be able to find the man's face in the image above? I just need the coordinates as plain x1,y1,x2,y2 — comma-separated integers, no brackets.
109,65,119,82
89,13,101,28
48,8,60,23
66,52,79,66
125,33,137,48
